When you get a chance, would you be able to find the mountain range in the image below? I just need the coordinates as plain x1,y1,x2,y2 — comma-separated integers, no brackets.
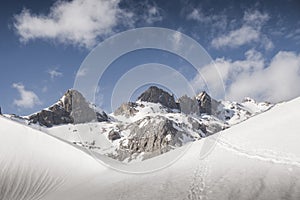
3,86,272,162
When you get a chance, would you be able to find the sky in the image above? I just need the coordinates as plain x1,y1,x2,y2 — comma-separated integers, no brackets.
0,0,300,115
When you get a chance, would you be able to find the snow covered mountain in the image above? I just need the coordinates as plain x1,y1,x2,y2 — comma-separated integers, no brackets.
0,93,299,200
2,86,271,163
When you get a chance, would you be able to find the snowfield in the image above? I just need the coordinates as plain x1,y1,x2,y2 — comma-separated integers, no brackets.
1,97,300,199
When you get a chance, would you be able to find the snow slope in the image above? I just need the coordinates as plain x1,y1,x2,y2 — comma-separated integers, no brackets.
0,97,300,200
88,96,300,200
0,116,107,200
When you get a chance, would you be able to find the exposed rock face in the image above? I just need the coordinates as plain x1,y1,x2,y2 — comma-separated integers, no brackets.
196,91,220,115
29,105,73,127
177,92,220,116
108,130,121,141
65,90,108,124
29,89,108,127
196,91,212,114
114,102,140,117
118,116,185,160
137,86,179,110
187,117,207,134
177,95,200,115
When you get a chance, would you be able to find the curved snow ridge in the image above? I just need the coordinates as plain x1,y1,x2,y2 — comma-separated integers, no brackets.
0,160,63,200
214,136,300,168
0,116,108,199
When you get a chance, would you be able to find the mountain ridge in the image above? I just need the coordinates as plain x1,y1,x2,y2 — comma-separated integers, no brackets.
3,86,272,162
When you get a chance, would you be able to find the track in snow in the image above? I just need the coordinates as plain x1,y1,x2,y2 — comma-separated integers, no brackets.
186,155,211,200
213,135,300,168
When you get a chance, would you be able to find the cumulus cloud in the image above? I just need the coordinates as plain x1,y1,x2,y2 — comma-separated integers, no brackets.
13,0,134,48
211,10,273,50
192,50,300,103
47,68,63,79
12,83,42,109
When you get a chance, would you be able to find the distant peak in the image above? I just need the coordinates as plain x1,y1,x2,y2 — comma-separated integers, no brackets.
62,88,81,97
242,97,257,103
28,88,108,127
196,91,211,101
137,86,179,109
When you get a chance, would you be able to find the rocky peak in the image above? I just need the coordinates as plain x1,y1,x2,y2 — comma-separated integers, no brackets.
242,97,257,103
137,86,179,110
196,91,210,102
29,89,108,127
196,91,220,115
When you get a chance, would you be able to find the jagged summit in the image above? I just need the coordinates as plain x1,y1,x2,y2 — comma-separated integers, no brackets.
196,91,220,115
29,89,108,127
137,86,179,110
124,86,218,115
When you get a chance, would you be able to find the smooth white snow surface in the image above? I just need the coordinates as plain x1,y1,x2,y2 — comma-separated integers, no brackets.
1,97,300,199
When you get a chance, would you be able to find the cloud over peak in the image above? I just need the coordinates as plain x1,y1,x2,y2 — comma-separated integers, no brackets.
192,49,300,103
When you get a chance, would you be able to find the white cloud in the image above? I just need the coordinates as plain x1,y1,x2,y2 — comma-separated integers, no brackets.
143,5,163,24
243,10,269,26
13,0,134,48
211,10,273,50
188,8,217,23
192,50,300,103
12,83,42,109
186,8,227,32
211,26,260,49
187,9,205,22
47,68,63,79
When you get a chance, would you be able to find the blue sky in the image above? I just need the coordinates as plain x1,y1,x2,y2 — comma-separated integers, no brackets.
1,0,300,115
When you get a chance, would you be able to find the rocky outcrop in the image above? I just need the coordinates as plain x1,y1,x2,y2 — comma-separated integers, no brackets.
196,91,220,115
177,95,200,115
29,89,108,127
137,86,179,110
114,102,140,117
177,92,220,116
65,90,108,124
117,116,185,160
187,117,207,134
29,105,73,127
108,130,121,141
